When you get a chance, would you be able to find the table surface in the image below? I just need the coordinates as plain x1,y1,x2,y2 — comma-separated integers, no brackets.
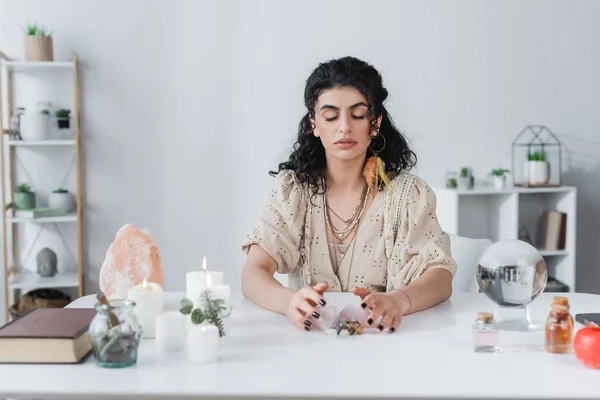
0,291,599,400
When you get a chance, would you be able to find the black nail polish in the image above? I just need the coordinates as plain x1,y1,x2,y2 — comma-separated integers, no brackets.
367,318,373,325
390,327,395,333
378,325,383,331
361,303,367,309
319,299,326,306
312,311,320,319
305,326,310,331
304,320,311,326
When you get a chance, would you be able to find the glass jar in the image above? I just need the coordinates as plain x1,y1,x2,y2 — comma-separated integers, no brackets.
545,302,572,354
472,312,498,353
88,299,142,368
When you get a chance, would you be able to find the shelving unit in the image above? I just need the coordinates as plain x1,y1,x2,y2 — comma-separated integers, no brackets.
434,184,577,292
0,52,84,323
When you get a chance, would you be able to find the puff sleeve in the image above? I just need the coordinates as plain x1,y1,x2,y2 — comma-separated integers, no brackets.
240,170,306,274
394,177,458,286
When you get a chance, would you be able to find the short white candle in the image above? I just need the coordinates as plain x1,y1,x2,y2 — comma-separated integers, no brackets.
187,322,219,363
126,279,164,339
155,311,186,351
186,256,225,308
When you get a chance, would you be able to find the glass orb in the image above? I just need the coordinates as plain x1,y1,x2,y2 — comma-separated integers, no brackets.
476,239,547,307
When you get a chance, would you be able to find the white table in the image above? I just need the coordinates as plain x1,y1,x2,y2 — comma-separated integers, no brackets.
1,291,599,400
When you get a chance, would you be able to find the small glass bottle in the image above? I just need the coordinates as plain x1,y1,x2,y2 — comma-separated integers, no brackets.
472,312,498,353
545,301,572,354
550,296,574,327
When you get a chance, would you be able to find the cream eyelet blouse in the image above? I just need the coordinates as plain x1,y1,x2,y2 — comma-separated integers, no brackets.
241,170,457,292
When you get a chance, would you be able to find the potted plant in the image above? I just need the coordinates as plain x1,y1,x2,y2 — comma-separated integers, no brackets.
24,23,53,62
488,168,510,190
48,188,75,212
55,109,71,129
19,108,51,141
14,183,36,210
457,166,474,190
525,151,550,185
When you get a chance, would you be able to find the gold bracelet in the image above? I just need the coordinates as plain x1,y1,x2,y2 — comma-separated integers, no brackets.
397,288,412,314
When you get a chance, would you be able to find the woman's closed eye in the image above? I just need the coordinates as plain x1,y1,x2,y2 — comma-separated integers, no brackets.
324,114,366,121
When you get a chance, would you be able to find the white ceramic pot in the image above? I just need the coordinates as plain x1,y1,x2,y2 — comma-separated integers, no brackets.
19,113,51,141
493,175,506,190
48,192,76,212
526,161,549,185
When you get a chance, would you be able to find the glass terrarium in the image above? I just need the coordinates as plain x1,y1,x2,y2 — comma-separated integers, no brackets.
512,125,562,187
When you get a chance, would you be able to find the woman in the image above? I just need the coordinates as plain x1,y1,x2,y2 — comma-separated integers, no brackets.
241,56,457,333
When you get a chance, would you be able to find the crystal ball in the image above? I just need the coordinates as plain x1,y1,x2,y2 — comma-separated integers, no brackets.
476,239,547,307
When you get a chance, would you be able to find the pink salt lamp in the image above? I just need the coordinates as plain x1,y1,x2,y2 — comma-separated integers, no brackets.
99,223,164,299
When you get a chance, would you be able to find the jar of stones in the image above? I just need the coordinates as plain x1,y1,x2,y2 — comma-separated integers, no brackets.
89,299,142,368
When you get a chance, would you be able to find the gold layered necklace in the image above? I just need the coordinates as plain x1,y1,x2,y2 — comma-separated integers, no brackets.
323,179,369,274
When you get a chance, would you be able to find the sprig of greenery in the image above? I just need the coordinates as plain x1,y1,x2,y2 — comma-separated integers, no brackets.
16,183,33,193
55,109,70,118
179,291,229,337
460,167,472,177
528,151,546,161
488,168,510,177
24,23,53,37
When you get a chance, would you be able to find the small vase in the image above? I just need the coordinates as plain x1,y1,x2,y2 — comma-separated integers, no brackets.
527,161,550,185
88,299,142,368
48,192,76,212
457,176,473,190
24,35,53,61
493,176,506,190
19,113,51,141
14,192,36,209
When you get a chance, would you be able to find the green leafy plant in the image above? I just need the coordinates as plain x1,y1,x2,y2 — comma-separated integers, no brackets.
460,167,472,177
53,188,68,193
24,23,53,37
488,168,510,177
55,109,70,118
528,151,547,161
447,178,457,187
16,183,33,193
180,291,230,337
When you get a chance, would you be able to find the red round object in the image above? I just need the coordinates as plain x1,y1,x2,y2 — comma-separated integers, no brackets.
574,326,600,370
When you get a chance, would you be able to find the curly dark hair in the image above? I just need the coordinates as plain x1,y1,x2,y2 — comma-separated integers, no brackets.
270,56,417,191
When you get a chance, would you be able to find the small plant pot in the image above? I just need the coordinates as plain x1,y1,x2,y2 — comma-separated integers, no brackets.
526,161,550,185
56,117,70,129
457,176,473,190
19,113,51,141
14,192,36,210
48,192,76,212
24,35,53,62
492,175,506,190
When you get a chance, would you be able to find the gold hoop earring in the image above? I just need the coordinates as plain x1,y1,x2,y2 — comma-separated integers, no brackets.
362,134,390,192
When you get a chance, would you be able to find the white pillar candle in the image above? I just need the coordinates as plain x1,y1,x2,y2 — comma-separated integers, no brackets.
126,279,164,339
155,311,186,351
185,256,225,307
187,323,219,363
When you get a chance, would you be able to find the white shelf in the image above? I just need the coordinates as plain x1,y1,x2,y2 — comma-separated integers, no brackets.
1,60,74,71
7,271,79,290
441,185,576,195
8,139,75,147
6,212,77,223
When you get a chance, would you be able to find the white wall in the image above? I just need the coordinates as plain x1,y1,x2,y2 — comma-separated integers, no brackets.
1,0,599,317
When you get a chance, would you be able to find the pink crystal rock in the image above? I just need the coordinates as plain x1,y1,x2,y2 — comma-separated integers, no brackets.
338,305,369,326
99,224,164,299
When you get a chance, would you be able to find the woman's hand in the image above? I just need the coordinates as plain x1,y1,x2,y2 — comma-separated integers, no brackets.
351,287,410,333
286,282,328,331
